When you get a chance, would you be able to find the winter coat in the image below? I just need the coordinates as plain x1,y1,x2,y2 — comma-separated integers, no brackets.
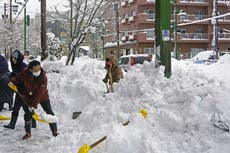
104,54,124,83
11,68,49,108
0,55,9,75
0,55,12,106
10,50,27,93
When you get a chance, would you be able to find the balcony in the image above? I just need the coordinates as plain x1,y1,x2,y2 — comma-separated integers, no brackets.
128,35,136,40
217,16,230,24
137,0,155,5
218,0,229,4
178,33,209,42
121,36,127,41
179,14,209,24
134,32,155,42
136,13,155,24
179,0,209,6
218,33,230,41
180,0,208,3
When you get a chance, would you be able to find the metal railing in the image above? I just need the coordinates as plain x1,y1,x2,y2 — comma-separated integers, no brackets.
179,33,208,40
218,33,230,40
180,0,208,3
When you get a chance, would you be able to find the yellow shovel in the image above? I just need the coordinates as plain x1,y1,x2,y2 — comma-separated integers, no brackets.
77,121,129,153
0,115,10,120
77,109,148,153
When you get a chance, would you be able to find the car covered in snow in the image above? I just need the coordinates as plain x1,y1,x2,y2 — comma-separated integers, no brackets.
192,50,218,64
117,54,152,71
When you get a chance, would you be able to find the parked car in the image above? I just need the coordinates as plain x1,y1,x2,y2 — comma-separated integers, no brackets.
192,50,218,64
220,51,230,56
117,54,152,71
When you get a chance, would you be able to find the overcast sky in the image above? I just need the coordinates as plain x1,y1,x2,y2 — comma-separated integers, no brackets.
0,0,69,19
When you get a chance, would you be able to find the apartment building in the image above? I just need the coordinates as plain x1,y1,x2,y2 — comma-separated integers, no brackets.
104,0,230,58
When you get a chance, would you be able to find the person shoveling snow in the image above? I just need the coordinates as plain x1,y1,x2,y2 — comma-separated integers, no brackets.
8,60,59,140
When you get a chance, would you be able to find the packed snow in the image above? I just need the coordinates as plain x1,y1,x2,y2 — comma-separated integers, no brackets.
0,55,230,153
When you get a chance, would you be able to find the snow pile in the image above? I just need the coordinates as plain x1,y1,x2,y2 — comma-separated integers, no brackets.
1,56,230,153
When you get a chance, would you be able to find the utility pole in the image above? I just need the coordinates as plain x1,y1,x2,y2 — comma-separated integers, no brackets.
69,0,73,56
41,0,47,61
155,0,171,78
114,1,120,58
101,22,106,59
10,0,12,23
3,3,8,57
212,0,218,59
23,0,27,51
9,0,13,55
173,0,179,60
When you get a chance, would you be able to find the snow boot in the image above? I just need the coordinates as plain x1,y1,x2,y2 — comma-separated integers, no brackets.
22,132,31,140
49,123,58,137
32,118,37,128
3,115,18,129
22,121,32,140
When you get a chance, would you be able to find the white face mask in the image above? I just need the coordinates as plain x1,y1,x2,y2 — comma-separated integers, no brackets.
33,71,41,77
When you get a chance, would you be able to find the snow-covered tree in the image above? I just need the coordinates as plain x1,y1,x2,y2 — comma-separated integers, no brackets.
47,32,63,61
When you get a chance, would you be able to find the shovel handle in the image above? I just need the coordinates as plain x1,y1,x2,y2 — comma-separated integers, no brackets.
8,83,32,110
89,121,129,149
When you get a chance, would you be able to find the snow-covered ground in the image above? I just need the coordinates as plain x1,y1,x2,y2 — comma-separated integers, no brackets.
0,55,230,153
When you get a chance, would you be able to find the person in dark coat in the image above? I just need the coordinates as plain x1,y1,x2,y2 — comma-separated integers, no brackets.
4,50,36,129
0,54,13,111
9,60,58,140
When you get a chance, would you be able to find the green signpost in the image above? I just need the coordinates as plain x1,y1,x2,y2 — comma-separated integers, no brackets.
155,0,171,78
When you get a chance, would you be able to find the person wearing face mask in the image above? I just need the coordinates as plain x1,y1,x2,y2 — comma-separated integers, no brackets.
9,60,58,140
4,50,37,129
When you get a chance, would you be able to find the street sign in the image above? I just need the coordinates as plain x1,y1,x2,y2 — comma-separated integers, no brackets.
162,30,170,41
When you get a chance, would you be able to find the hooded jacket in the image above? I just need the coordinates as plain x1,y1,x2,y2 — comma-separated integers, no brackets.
10,50,27,74
10,50,27,93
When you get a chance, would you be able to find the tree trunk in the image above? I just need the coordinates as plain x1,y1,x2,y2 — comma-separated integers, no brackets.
70,45,77,65
66,50,72,65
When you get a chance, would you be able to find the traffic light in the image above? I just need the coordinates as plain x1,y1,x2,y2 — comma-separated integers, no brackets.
26,15,30,26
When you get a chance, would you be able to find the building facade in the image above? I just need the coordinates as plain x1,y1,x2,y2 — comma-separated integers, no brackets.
104,0,230,59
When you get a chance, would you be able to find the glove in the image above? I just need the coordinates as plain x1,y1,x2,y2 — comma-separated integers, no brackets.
102,78,108,83
28,106,35,114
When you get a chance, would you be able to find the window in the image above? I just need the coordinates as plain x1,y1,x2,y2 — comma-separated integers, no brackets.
117,57,129,65
190,48,205,58
134,56,151,64
144,48,154,54
144,29,154,39
131,10,137,16
143,10,155,20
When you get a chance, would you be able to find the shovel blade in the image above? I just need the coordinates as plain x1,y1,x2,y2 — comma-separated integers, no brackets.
32,113,50,123
0,115,10,120
32,112,58,124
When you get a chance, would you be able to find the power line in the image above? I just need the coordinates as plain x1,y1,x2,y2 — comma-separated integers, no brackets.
13,0,29,23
